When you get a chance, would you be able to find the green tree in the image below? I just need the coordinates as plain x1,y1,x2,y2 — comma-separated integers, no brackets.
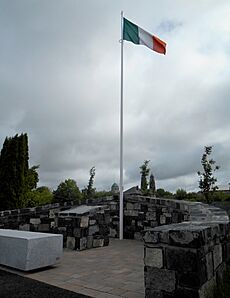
26,186,53,207
149,173,156,195
26,165,39,191
156,188,173,198
175,188,187,200
0,133,37,210
53,179,82,203
86,166,96,199
197,146,220,203
140,160,150,192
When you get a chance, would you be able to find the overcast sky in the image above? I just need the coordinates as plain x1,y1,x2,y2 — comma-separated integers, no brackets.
0,0,230,193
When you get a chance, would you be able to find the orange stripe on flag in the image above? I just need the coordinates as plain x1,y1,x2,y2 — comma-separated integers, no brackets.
152,35,166,55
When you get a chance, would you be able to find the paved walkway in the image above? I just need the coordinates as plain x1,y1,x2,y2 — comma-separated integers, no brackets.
25,239,145,298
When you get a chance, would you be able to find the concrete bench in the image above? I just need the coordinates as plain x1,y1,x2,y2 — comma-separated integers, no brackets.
0,229,63,271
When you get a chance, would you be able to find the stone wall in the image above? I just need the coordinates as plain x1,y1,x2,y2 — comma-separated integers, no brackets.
143,214,230,297
56,205,110,250
88,195,191,239
0,201,75,232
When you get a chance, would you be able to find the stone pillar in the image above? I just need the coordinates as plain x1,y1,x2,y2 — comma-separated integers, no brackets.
143,222,230,298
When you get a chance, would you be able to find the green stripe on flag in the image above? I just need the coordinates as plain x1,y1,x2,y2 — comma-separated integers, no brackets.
123,18,139,44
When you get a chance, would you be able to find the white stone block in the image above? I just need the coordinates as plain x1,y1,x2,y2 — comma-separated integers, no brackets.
0,229,63,271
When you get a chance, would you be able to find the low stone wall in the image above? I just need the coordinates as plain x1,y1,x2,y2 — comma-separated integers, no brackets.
143,219,230,297
56,205,110,250
88,196,191,239
0,201,76,232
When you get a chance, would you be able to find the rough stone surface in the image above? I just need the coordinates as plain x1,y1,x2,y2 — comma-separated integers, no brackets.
80,216,89,228
199,276,216,298
19,224,30,231
66,236,75,250
144,247,163,268
93,238,104,247
143,203,229,297
213,244,222,270
30,218,41,225
206,252,214,280
145,266,176,292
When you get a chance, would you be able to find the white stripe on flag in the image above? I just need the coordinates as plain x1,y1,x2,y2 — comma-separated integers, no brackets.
138,27,153,50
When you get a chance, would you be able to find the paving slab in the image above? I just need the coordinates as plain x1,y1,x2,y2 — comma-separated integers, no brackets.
4,238,144,297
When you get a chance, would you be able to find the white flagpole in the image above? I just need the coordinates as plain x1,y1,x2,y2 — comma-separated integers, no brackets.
119,11,124,240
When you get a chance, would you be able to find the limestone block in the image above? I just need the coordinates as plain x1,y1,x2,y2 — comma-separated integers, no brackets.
134,232,143,241
124,210,139,217
30,218,41,225
88,225,99,236
19,224,30,231
150,221,158,228
93,238,104,247
66,236,75,250
164,213,172,218
80,216,89,228
160,215,166,225
199,276,216,298
206,252,214,280
213,244,222,270
216,262,226,283
166,247,198,272
49,208,60,219
73,228,81,237
144,247,163,268
87,236,93,249
169,230,202,247
137,221,143,227
134,203,141,210
54,217,58,228
58,227,66,233
144,266,176,292
109,228,117,238
0,229,63,271
110,204,117,211
80,237,87,250
146,212,156,221
143,230,159,244
145,289,163,298
176,287,199,298
126,202,134,210
37,223,50,232
89,219,96,225
172,213,179,223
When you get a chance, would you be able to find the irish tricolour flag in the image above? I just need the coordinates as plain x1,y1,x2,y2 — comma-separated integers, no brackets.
123,18,166,55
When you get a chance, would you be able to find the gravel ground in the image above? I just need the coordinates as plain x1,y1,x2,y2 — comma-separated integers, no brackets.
0,269,91,298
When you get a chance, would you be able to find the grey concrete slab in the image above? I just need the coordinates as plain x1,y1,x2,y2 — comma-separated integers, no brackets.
0,229,63,271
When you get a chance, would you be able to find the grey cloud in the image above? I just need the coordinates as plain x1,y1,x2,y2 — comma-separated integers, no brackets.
0,1,230,193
